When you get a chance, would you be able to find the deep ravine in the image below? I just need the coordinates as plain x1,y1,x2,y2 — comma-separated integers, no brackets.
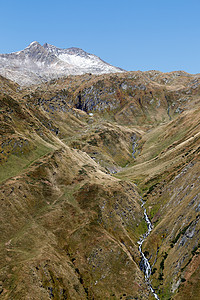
130,138,159,299
131,134,137,158
138,198,160,300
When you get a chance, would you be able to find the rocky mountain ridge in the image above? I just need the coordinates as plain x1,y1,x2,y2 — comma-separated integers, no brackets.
0,42,124,86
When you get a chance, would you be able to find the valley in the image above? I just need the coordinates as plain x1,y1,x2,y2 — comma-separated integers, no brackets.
0,69,199,299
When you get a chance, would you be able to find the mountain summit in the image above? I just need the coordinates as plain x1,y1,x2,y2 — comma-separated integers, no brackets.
0,42,124,86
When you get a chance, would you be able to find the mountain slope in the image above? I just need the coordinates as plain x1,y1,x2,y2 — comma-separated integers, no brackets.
0,75,149,299
0,70,199,299
0,42,124,86
43,43,124,74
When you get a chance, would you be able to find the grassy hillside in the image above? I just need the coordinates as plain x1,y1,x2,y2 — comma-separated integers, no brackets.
0,71,199,299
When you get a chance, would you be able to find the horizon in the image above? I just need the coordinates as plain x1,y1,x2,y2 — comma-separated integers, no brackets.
1,0,200,74
2,40,200,76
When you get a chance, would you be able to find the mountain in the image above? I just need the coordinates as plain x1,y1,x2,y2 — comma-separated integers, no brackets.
0,66,200,299
0,42,124,86
43,43,124,74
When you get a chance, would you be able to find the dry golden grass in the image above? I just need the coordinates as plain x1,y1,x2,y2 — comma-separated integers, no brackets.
0,71,200,299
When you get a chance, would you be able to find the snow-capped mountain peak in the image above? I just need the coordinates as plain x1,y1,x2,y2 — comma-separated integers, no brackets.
0,42,125,85
26,41,41,48
43,43,123,73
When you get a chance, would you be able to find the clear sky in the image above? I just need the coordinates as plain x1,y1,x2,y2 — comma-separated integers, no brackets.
1,0,200,73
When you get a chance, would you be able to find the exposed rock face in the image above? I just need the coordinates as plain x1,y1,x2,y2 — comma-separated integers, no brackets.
0,42,124,86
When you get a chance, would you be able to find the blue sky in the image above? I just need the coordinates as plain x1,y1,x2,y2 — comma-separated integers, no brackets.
1,0,200,73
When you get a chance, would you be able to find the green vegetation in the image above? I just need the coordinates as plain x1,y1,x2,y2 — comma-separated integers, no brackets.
0,143,53,182
191,243,200,256
160,252,168,271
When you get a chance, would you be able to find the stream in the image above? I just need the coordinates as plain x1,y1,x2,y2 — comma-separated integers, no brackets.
130,136,159,299
138,199,160,300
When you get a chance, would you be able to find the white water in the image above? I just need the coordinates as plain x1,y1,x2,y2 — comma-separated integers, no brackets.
138,199,160,300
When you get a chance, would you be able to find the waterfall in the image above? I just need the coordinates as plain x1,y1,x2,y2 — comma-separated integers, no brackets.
137,199,160,300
